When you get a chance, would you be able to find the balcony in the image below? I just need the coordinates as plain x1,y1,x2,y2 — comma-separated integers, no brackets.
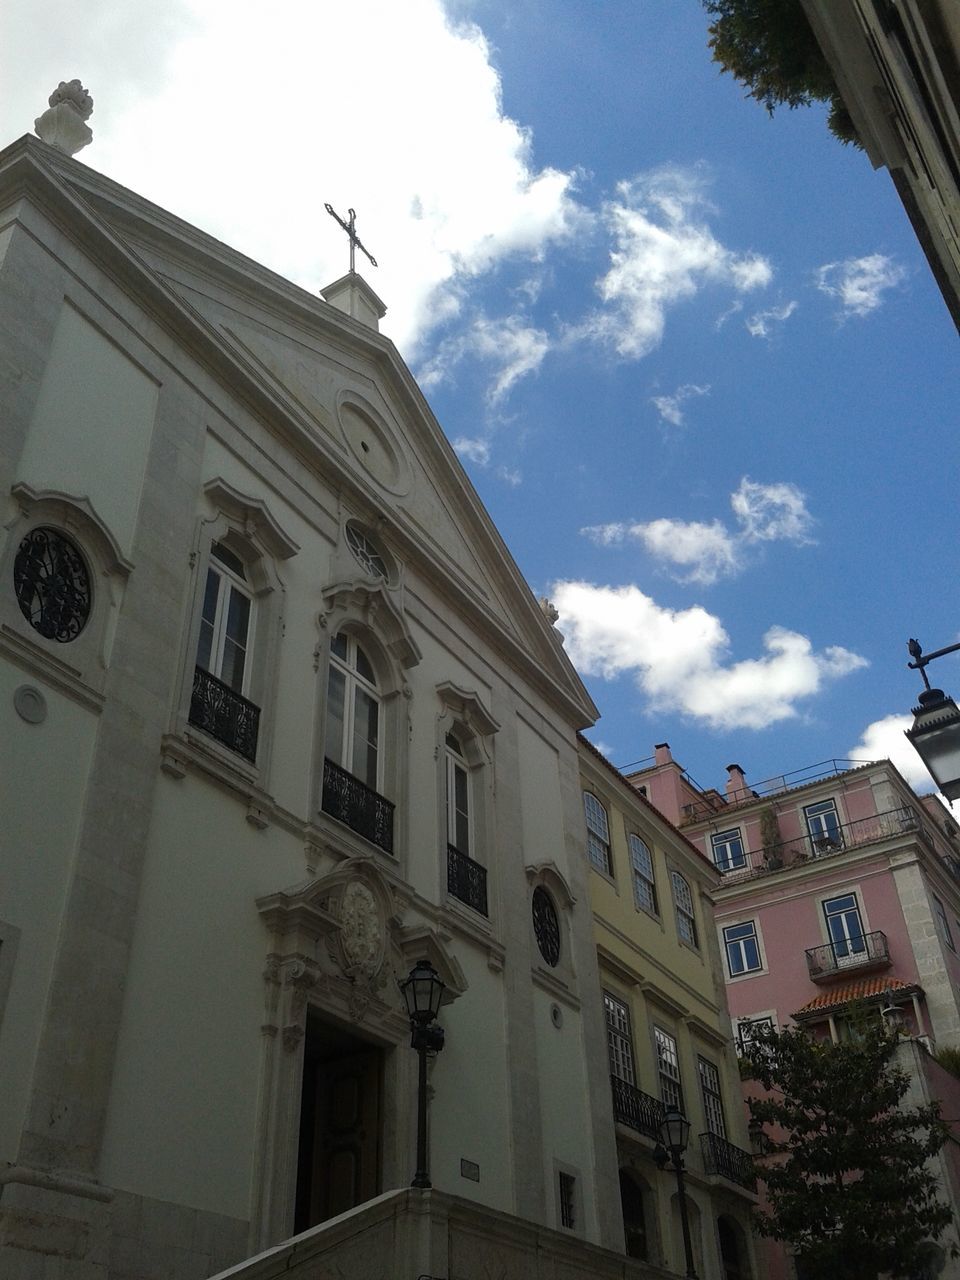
805,929,890,981
700,1131,756,1191
447,843,488,916
714,807,921,881
610,1076,664,1142
321,757,394,855
189,665,260,762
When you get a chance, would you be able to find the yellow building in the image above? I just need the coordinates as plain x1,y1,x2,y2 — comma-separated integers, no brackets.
578,736,758,1280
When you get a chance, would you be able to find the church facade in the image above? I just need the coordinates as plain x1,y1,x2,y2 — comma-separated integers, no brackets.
0,131,646,1278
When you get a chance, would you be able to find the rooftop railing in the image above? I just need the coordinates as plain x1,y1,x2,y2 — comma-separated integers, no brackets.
680,757,876,823
713,807,921,882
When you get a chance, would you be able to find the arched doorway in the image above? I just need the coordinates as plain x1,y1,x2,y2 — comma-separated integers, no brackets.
619,1168,650,1260
718,1213,751,1280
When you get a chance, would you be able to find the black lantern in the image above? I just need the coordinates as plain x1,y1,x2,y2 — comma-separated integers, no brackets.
653,1105,698,1279
906,688,960,803
399,959,446,1189
401,958,446,1024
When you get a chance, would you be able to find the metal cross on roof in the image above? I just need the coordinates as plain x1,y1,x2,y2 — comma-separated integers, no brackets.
324,203,378,273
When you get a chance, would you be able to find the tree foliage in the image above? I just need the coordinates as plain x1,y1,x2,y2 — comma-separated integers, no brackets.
702,0,861,146
743,1023,955,1280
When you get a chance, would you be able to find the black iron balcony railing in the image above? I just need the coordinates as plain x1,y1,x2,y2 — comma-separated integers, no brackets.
610,1076,664,1142
700,1131,756,1191
321,757,394,855
447,843,488,917
805,929,890,981
189,665,260,762
712,808,921,881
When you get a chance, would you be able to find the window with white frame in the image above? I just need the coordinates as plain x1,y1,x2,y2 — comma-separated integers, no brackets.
196,542,254,694
933,895,955,951
822,893,866,962
584,792,612,875
711,828,746,873
629,834,658,915
604,992,636,1085
723,920,762,977
698,1056,727,1138
325,632,381,790
654,1025,683,1111
805,799,843,852
671,871,698,947
736,1015,775,1057
445,732,471,854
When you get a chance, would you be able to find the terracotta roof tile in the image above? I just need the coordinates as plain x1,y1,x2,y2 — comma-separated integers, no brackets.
794,976,916,1016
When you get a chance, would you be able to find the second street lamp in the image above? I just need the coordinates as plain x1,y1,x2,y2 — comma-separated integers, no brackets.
654,1104,698,1279
399,958,446,1190
905,638,960,801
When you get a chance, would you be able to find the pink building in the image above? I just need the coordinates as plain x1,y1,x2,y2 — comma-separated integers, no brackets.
627,745,960,1277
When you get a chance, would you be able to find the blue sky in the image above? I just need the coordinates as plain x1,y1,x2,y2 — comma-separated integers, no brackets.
4,0,958,797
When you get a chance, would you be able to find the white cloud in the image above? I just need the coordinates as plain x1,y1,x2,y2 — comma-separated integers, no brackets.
731,478,814,544
579,167,773,358
5,0,584,355
418,312,550,402
453,437,491,465
651,383,710,427
552,581,867,731
815,253,906,317
849,714,933,792
745,300,798,339
582,477,814,584
497,465,522,486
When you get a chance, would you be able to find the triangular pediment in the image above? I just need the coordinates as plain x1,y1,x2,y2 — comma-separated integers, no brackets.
1,139,597,728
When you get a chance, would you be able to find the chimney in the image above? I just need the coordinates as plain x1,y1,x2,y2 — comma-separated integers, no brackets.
726,763,747,800
654,743,673,767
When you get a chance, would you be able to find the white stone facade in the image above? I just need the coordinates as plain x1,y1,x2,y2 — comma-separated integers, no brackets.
0,137,627,1279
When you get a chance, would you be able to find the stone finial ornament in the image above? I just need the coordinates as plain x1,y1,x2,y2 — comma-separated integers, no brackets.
35,80,94,157
538,596,560,626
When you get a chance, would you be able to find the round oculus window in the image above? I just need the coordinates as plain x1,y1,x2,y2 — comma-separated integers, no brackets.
345,522,389,581
14,527,91,643
532,886,561,967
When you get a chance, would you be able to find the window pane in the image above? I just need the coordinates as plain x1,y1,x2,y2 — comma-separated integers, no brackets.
655,1027,683,1111
221,636,247,692
326,666,346,764
331,631,348,661
451,762,469,852
354,643,376,685
211,541,246,579
352,687,379,787
604,992,635,1085
225,586,251,647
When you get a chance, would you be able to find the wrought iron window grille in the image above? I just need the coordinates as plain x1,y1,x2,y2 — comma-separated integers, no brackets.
322,756,394,855
610,1075,665,1142
699,1131,756,1191
189,665,260,762
446,843,488,916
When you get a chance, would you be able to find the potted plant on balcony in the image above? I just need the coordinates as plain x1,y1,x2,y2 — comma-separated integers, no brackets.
760,807,784,870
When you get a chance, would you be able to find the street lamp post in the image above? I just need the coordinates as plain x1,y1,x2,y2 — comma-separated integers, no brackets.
654,1105,698,1279
905,638,960,801
399,958,446,1189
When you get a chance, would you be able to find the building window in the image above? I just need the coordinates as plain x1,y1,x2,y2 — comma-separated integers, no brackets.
445,733,471,854
711,828,746,872
326,631,381,790
735,1016,775,1056
805,799,843,852
671,871,698,947
629,835,658,915
196,542,254,694
723,921,762,976
558,1170,577,1229
345,520,390,581
14,527,92,643
698,1056,727,1138
822,893,866,961
532,886,561,966
654,1026,683,1112
584,791,612,875
933,895,955,951
604,992,636,1085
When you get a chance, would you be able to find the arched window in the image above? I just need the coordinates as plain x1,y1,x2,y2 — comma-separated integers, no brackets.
718,1214,750,1280
326,632,381,790
196,541,254,694
629,835,657,915
445,732,471,854
584,792,611,875
671,871,698,947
